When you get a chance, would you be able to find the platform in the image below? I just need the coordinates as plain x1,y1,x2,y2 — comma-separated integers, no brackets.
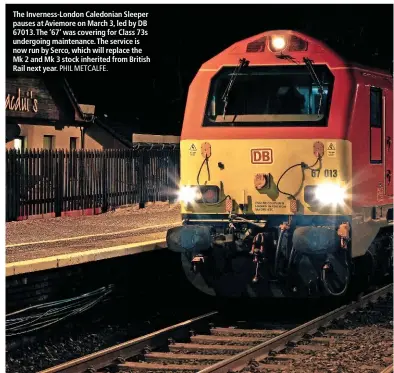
6,203,181,276
6,238,168,276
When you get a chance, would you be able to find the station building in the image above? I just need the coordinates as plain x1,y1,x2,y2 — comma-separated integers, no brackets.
6,75,179,150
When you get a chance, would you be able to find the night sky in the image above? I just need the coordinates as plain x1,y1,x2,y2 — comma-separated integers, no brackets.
6,4,393,136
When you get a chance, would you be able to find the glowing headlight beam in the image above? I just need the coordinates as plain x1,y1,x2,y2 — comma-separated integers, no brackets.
314,183,347,205
271,36,286,51
177,186,199,204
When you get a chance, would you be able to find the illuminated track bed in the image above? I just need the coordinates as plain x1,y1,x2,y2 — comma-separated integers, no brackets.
38,285,392,373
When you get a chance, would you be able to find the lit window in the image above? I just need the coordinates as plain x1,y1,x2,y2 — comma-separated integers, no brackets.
14,136,26,151
43,135,55,150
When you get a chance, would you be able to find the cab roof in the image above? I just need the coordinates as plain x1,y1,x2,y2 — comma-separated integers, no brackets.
200,30,392,78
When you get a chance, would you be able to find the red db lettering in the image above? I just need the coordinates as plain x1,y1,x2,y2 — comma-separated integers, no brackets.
251,149,273,164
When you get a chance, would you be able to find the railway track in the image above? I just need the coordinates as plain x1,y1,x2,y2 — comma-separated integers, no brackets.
39,284,393,373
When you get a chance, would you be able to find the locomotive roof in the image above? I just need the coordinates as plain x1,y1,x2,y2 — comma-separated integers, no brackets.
202,29,392,78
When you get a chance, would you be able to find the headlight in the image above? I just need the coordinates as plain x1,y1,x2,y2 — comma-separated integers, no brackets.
272,36,286,50
304,183,347,206
270,35,287,52
177,186,200,203
177,185,220,204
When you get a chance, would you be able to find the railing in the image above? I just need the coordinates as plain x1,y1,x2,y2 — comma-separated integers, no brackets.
6,146,180,222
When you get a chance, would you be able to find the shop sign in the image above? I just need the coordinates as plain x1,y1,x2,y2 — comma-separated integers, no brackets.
6,88,38,113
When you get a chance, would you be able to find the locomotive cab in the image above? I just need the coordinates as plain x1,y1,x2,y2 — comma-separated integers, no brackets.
167,31,393,299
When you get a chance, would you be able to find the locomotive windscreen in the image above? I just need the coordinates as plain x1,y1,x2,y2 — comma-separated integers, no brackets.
203,65,334,127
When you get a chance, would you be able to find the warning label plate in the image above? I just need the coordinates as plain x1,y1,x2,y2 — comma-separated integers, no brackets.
326,142,336,157
189,144,197,156
254,201,286,212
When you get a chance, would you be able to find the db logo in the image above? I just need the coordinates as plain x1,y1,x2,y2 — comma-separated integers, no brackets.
251,149,273,164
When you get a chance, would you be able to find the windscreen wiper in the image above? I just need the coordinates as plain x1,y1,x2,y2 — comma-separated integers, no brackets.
221,58,249,119
303,57,324,115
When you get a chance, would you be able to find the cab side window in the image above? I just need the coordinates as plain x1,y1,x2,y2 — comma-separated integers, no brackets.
370,87,382,164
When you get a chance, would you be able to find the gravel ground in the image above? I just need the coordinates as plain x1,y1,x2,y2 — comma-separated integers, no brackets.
6,301,212,373
242,295,393,373
287,325,393,373
6,202,181,245
7,291,391,373
6,202,181,263
6,227,175,263
6,247,213,373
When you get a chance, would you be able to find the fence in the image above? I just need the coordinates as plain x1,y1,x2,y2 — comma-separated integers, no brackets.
6,146,180,222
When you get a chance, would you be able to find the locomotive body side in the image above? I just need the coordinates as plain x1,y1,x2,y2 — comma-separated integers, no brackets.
346,70,393,257
167,30,393,298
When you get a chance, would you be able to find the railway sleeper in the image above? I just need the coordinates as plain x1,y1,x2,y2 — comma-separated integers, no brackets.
308,336,335,345
119,361,208,371
323,329,352,335
190,334,266,345
257,345,340,370
249,322,298,330
145,352,231,362
210,327,286,337
292,344,327,352
266,354,303,361
255,363,292,371
169,342,247,354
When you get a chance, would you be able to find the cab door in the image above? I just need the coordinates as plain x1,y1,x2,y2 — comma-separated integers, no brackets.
384,90,393,196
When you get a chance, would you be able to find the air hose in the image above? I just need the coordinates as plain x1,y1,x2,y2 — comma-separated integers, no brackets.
276,156,321,200
287,245,296,272
321,253,351,297
274,229,285,276
275,230,299,276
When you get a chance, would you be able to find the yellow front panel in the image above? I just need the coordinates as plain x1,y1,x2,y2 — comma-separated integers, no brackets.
180,139,352,216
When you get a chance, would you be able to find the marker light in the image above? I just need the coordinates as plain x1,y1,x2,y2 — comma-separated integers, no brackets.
270,36,286,51
314,183,346,205
177,186,199,204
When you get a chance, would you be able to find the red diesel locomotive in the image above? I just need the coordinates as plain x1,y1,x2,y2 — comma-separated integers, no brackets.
167,30,393,298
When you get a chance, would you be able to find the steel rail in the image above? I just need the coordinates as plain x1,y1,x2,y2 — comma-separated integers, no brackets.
381,364,394,373
37,311,218,373
200,284,393,373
